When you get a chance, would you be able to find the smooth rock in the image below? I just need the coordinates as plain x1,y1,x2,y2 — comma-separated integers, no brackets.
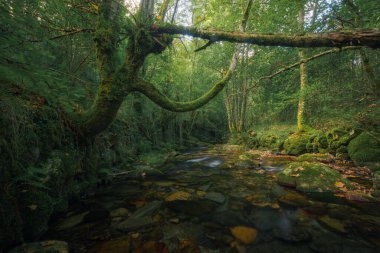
199,184,211,191
115,217,154,231
318,215,347,233
273,227,311,242
249,207,283,231
55,212,89,231
166,200,217,216
9,240,69,253
249,241,313,253
277,192,311,208
130,200,162,218
88,236,130,253
230,226,258,244
310,234,378,253
83,209,110,223
165,191,191,202
212,211,250,227
154,181,176,187
204,192,226,204
110,208,129,218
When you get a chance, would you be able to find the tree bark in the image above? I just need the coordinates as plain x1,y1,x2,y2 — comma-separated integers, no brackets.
153,24,380,48
297,2,307,131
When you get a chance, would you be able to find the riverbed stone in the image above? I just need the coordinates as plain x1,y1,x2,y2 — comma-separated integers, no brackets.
230,226,258,244
88,236,130,253
165,191,191,202
277,162,352,194
55,211,89,231
310,234,378,253
83,209,110,223
114,217,154,231
273,226,311,242
166,199,217,216
212,211,250,227
130,200,162,218
277,192,311,208
9,240,69,253
318,215,347,233
110,208,129,218
204,192,226,204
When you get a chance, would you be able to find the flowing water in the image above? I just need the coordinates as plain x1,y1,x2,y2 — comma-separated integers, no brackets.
45,145,380,253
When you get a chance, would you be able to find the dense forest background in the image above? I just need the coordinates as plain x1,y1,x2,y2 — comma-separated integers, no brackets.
0,0,379,251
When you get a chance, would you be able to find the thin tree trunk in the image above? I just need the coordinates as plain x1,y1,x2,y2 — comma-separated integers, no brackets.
297,2,307,131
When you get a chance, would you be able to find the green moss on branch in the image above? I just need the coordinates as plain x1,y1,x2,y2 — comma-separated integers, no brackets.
153,24,380,49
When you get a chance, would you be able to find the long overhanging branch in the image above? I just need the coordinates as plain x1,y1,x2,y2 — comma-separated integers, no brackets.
152,24,380,49
133,58,237,112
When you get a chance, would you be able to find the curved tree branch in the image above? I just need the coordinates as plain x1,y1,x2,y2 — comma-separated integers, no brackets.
153,24,380,49
133,58,237,112
134,0,253,113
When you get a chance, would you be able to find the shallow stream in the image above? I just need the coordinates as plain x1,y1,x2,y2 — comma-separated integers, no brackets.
45,146,380,253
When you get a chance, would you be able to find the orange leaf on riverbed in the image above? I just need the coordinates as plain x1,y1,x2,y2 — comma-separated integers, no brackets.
335,182,345,188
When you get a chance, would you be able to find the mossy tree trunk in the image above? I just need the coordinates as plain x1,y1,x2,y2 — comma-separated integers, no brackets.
297,2,307,131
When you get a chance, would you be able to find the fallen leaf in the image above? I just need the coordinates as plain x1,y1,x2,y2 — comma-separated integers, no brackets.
335,182,345,188
294,167,305,172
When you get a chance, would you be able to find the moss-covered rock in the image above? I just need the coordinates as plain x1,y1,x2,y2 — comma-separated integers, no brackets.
277,162,352,194
348,132,380,164
296,153,334,163
283,132,311,155
307,132,328,153
9,240,69,253
326,128,358,156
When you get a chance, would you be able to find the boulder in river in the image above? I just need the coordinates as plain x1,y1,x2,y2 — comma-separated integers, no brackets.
277,162,352,194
